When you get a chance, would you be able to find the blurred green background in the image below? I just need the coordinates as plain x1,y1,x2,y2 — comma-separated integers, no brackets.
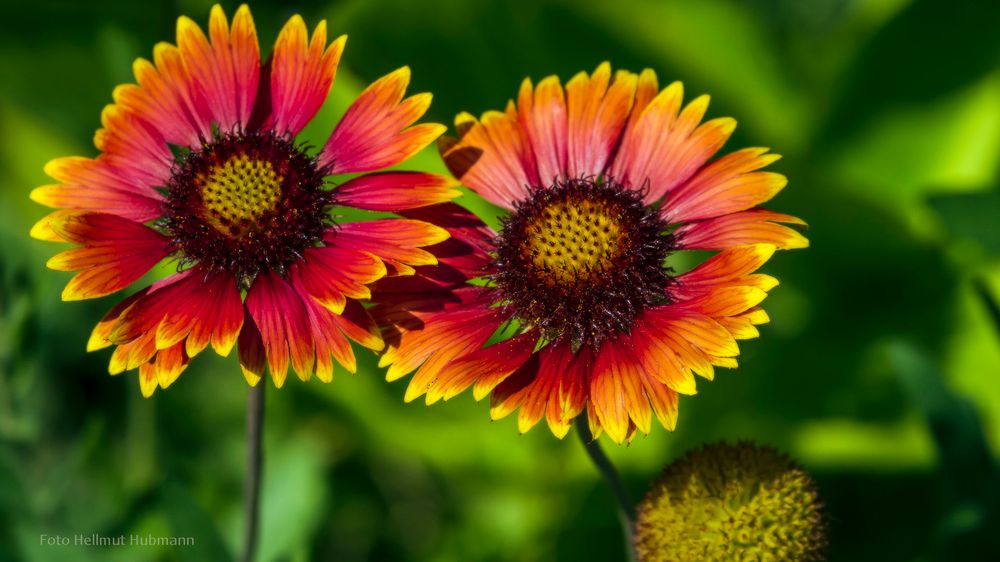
1,0,999,560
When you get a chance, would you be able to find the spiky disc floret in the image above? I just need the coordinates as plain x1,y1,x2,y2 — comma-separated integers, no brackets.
490,177,673,349
162,129,332,285
635,442,827,562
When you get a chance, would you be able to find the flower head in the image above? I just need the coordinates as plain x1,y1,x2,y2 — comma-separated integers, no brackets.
31,4,457,395
373,63,807,443
635,442,826,561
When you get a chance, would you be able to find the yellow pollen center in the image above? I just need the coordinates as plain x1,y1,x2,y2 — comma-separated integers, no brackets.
200,154,283,236
522,199,624,285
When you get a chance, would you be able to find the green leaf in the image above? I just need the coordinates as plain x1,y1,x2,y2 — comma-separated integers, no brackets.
256,436,328,562
822,0,1000,143
928,190,1000,255
160,481,233,562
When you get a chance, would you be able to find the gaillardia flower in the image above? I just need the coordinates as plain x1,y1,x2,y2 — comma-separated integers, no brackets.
31,4,456,396
635,442,826,561
373,63,807,443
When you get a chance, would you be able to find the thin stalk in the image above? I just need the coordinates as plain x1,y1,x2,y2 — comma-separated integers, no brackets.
242,382,265,562
575,414,637,562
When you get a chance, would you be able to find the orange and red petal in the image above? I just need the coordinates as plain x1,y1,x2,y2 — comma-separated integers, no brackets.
293,278,357,381
291,245,386,314
376,287,493,381
675,208,809,250
110,330,157,375
631,320,698,395
677,244,776,286
152,341,190,390
488,353,539,421
716,306,771,340
336,172,461,212
117,43,211,148
32,157,164,222
441,108,538,210
109,270,195,344
584,305,749,424
109,268,243,362
608,81,682,189
662,148,786,223
30,182,161,224
269,15,344,135
517,76,567,184
174,271,244,357
386,302,504,403
610,82,736,204
130,340,189,397
405,307,503,405
513,345,565,436
46,212,170,300
30,211,78,242
671,243,787,369
319,67,443,174
678,285,770,320
245,271,315,387
670,244,778,302
237,307,266,386
94,105,174,189
333,300,384,353
396,203,497,279
486,342,590,439
439,331,540,401
87,289,150,352
426,330,537,404
138,362,159,397
646,309,739,364
177,4,260,132
327,219,449,276
620,68,659,142
565,63,636,178
590,339,653,443
640,370,680,432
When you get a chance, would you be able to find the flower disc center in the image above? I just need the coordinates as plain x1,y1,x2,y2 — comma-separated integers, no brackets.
163,130,331,283
492,178,674,349
200,154,283,237
522,196,625,286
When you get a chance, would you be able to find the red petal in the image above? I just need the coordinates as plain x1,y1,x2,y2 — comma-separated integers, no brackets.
32,157,164,222
590,339,650,443
110,268,243,363
238,306,267,386
441,107,538,210
662,148,786,223
115,42,211,147
336,172,461,212
319,67,444,173
565,63,636,178
296,283,356,381
270,15,344,135
245,271,315,386
328,219,449,275
675,207,808,250
517,76,568,184
291,246,386,314
443,331,540,401
396,203,497,279
46,213,170,300
609,83,735,204
176,5,260,131
94,105,173,189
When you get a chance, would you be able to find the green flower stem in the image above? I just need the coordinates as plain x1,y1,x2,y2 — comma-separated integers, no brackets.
575,414,637,562
242,382,265,562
